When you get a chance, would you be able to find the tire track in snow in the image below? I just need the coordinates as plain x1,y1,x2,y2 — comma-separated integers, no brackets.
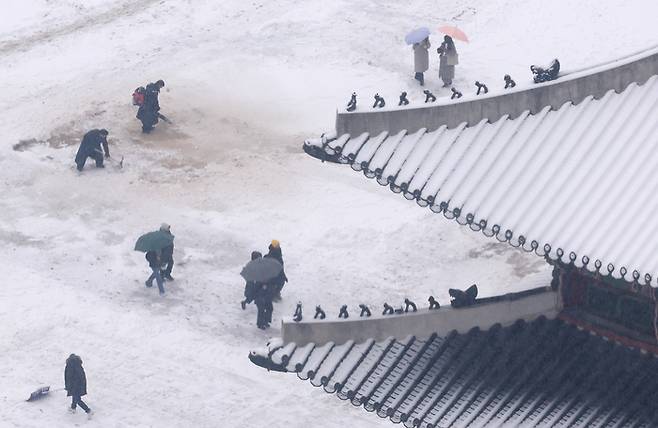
0,0,162,55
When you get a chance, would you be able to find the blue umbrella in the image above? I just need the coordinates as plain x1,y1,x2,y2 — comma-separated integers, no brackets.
405,27,430,45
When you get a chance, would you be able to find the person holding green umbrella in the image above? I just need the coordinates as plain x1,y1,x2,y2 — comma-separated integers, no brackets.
135,227,175,296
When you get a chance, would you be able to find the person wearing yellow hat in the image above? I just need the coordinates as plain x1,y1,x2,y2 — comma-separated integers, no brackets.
264,239,287,301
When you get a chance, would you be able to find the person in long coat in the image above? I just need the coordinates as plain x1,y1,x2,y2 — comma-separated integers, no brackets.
413,37,431,86
74,129,110,171
65,354,92,415
437,35,458,87
264,240,287,301
254,282,274,329
241,251,262,309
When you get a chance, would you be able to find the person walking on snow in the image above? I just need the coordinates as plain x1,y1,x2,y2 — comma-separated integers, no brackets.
136,79,165,133
255,281,274,329
159,223,175,281
437,35,458,87
145,249,165,295
74,129,110,171
64,354,93,418
413,37,431,86
264,240,287,302
241,251,263,310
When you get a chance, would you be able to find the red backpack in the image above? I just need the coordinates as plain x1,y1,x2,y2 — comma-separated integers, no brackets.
132,87,146,106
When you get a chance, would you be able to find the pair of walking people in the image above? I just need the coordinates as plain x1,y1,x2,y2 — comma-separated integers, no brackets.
144,223,175,296
241,240,288,329
413,35,458,87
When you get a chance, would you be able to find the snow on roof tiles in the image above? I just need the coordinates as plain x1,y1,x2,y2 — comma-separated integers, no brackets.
253,317,658,427
305,76,658,287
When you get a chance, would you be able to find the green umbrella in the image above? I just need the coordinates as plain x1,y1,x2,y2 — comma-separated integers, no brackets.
134,230,174,252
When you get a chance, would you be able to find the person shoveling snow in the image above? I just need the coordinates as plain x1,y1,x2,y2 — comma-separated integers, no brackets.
74,129,110,171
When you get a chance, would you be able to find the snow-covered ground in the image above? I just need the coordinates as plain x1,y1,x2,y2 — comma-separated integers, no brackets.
0,1,655,427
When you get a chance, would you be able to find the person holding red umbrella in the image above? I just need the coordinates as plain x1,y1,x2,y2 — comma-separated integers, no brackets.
436,25,467,88
437,35,458,87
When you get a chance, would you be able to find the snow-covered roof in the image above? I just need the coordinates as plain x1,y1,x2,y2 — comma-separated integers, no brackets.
305,75,658,287
251,316,658,427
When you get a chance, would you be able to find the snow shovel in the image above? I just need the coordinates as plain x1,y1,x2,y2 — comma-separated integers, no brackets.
26,386,65,402
94,149,124,168
158,113,173,124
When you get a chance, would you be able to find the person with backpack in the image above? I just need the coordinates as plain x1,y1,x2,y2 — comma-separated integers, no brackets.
135,79,165,133
74,129,110,171
64,354,93,418
264,240,287,302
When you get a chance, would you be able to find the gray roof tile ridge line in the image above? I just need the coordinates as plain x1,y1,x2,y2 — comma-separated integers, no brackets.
511,330,600,427
395,331,460,424
331,339,377,397
535,83,644,246
294,343,317,377
360,336,417,411
496,322,588,427
370,336,432,415
565,83,658,257
428,326,512,427
535,342,620,427
396,128,448,195
447,319,546,428
402,331,474,427
574,354,647,428
305,343,336,381
376,333,440,418
424,119,489,210
317,341,357,388
348,337,397,404
365,130,408,179
465,318,563,428
607,361,658,428
415,327,501,427
452,317,557,427
379,129,427,187
559,348,636,428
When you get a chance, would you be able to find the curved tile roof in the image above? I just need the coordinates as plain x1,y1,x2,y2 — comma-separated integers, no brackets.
304,76,658,287
252,316,658,428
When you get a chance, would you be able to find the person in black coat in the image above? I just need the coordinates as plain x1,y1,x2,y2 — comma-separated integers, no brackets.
254,282,274,329
65,354,92,415
145,250,165,295
75,129,109,171
136,80,165,133
241,251,262,310
159,223,175,281
264,240,288,301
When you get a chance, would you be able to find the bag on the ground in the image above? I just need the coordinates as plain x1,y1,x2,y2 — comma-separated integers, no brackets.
132,87,146,106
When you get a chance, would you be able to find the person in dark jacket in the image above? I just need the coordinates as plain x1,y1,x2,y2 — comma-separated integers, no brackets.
241,251,262,310
136,80,165,133
65,354,92,416
75,129,109,171
145,250,165,295
264,239,287,301
159,223,175,281
255,282,274,329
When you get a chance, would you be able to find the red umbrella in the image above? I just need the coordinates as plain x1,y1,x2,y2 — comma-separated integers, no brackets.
438,25,469,42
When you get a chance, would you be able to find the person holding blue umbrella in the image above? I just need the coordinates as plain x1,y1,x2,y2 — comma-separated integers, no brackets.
406,27,431,86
